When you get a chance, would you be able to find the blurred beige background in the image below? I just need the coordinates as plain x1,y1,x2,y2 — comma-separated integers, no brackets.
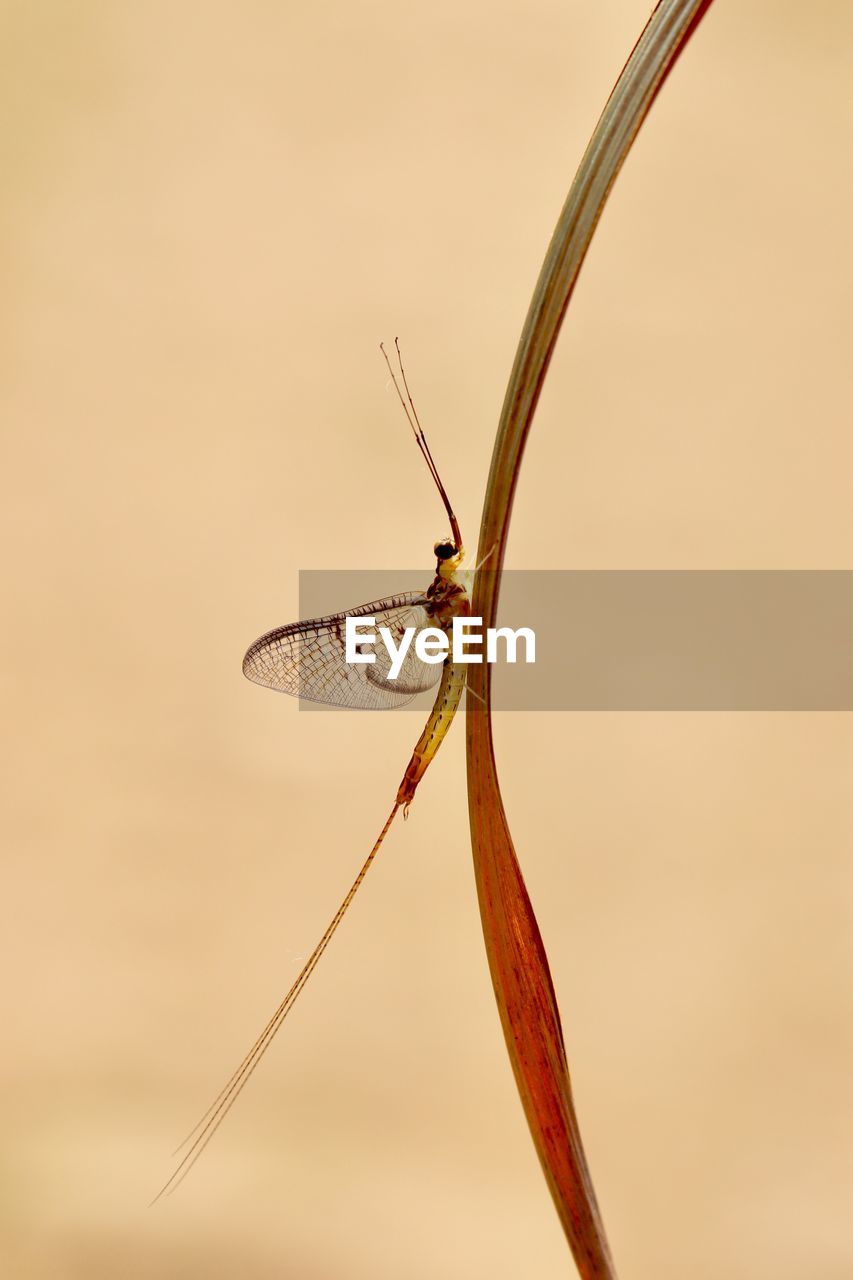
2,2,852,1277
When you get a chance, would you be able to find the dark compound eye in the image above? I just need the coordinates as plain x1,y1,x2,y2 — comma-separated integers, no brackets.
434,541,456,561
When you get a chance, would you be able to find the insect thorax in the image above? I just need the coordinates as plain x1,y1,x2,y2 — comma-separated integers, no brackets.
425,572,470,629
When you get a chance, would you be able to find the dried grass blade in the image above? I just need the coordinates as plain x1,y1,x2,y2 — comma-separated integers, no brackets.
466,3,716,1275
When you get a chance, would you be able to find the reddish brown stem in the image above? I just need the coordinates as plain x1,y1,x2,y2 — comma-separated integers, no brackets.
466,2,717,1275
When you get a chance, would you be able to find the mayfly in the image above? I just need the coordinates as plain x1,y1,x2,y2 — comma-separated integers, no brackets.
156,341,475,1199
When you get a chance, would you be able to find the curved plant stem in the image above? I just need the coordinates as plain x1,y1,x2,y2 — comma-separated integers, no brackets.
466,3,716,1275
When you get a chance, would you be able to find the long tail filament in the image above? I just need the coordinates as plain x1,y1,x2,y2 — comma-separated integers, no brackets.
153,801,401,1202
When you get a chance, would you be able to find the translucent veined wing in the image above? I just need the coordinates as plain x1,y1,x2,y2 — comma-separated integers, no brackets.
242,592,443,710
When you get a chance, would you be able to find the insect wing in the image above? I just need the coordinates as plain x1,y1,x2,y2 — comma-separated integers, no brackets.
242,592,442,710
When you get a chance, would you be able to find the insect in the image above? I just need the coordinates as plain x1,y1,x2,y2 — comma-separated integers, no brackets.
156,341,473,1198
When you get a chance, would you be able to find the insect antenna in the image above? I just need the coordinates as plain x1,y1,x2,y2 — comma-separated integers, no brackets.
380,339,463,551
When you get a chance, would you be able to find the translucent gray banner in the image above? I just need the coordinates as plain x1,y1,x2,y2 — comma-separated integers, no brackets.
293,570,853,710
